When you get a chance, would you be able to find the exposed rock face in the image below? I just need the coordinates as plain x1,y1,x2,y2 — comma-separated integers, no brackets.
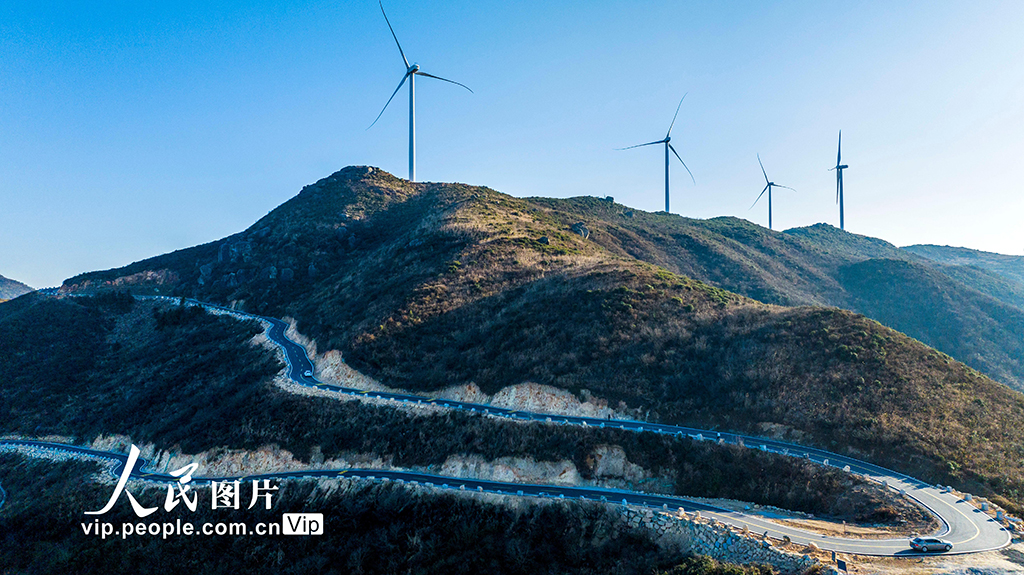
317,350,387,390
570,222,590,239
61,269,179,293
284,316,317,358
489,383,611,417
284,318,630,420
433,447,661,493
589,445,647,481
437,455,581,485
87,434,390,478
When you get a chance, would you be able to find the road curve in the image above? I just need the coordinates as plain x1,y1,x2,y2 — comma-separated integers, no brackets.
12,294,1013,556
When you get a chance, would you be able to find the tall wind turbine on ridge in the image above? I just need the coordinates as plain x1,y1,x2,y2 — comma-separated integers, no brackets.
618,94,694,213
750,154,795,230
829,130,849,230
369,1,472,182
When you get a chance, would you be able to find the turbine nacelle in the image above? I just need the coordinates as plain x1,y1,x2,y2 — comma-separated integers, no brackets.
615,93,694,213
837,164,848,170
372,2,473,181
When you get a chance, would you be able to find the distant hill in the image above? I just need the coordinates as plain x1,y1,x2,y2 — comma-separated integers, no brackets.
62,166,1024,509
477,199,1024,391
0,273,32,300
904,244,1024,286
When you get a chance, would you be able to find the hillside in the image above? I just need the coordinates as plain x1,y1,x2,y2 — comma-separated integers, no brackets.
838,258,1024,387
0,273,32,301
0,293,909,521
1,453,704,575
510,201,1024,390
60,166,1024,510
904,244,1024,286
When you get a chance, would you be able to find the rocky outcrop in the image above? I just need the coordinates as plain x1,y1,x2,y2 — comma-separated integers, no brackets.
489,383,615,418
436,455,581,485
588,445,647,481
570,222,590,240
61,269,179,294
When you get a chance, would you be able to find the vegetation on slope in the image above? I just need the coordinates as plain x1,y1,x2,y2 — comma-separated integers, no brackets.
0,293,909,522
904,244,1024,287
838,258,1024,388
58,167,1024,511
0,273,32,301
4,453,755,575
526,200,1024,391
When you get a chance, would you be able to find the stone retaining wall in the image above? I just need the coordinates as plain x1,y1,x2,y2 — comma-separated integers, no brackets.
622,506,822,574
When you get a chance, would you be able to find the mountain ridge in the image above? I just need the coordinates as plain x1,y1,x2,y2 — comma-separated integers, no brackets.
0,273,32,301
57,166,1024,512
903,243,1024,286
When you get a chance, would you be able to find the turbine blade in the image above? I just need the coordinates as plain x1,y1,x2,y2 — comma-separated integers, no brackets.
668,144,695,184
750,185,769,209
380,1,410,69
417,72,474,93
367,72,410,129
836,171,841,203
666,93,687,138
616,139,665,150
776,184,797,192
758,154,769,185
837,130,842,165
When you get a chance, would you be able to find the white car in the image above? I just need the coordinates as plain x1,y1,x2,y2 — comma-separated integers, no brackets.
303,370,313,377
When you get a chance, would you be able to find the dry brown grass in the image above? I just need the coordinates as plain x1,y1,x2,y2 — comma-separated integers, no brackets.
60,167,1024,512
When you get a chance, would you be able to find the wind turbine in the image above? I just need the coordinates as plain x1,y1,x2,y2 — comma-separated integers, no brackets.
369,1,472,182
750,154,795,230
618,94,695,213
829,130,849,230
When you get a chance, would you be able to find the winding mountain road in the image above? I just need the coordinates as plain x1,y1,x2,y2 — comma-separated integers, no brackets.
1,295,1012,556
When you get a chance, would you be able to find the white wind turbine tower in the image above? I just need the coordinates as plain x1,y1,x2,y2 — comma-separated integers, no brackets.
368,1,472,182
618,94,695,213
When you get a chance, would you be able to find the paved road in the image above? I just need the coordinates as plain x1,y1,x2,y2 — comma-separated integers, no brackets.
10,294,1013,556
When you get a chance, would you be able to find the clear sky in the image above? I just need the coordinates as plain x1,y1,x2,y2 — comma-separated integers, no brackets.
2,1,1023,288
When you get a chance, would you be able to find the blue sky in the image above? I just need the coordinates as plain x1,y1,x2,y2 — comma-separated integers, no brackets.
2,1,1023,288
